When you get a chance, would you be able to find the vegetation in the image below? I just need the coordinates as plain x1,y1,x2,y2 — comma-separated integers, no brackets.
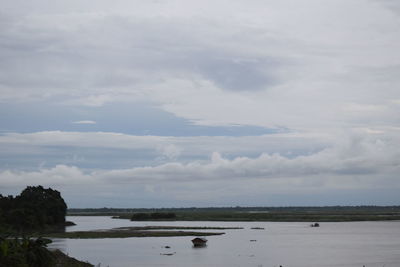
0,236,93,267
0,186,93,267
131,212,176,220
0,236,54,267
0,186,67,233
70,206,400,222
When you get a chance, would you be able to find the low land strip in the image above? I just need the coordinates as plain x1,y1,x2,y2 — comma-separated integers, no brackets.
44,226,232,239
69,206,400,222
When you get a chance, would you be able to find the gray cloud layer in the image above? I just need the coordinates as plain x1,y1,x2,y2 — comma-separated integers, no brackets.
1,0,398,128
1,0,399,206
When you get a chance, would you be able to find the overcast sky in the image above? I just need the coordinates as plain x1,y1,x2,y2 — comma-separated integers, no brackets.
0,0,399,208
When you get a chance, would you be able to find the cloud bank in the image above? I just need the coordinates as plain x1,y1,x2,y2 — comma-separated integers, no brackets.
1,129,399,206
1,0,399,206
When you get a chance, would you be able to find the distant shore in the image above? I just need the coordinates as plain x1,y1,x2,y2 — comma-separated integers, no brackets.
68,206,400,222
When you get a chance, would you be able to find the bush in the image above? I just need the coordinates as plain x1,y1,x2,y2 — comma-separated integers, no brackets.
0,236,54,267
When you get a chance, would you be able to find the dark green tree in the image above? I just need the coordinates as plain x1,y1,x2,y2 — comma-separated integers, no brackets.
0,186,67,232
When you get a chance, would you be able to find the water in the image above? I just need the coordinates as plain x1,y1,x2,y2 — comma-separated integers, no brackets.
49,216,400,267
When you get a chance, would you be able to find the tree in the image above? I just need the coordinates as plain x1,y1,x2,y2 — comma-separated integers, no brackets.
0,186,67,232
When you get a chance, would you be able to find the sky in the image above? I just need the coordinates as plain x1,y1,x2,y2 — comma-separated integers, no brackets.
0,0,399,208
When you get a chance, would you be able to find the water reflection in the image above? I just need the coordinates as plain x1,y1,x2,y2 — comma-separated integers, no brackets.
192,244,207,249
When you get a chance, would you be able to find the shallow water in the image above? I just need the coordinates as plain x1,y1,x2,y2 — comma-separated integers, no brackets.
49,216,400,267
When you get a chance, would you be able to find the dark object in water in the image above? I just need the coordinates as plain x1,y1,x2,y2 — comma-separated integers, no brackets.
192,237,207,246
250,227,265,230
310,223,320,227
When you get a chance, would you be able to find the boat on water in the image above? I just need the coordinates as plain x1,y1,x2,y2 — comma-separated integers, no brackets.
191,237,207,246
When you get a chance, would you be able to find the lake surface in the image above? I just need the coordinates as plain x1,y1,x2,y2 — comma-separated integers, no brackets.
49,216,400,267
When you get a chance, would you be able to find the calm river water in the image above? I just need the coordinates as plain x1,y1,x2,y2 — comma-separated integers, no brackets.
48,216,400,267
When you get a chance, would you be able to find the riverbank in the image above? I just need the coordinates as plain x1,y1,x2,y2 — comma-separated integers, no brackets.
52,249,93,267
68,206,400,222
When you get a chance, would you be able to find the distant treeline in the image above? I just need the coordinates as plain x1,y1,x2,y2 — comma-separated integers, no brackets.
131,212,176,221
70,206,400,222
69,205,400,214
0,186,67,232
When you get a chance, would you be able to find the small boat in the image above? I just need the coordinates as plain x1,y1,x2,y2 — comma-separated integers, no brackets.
310,222,320,227
191,237,207,246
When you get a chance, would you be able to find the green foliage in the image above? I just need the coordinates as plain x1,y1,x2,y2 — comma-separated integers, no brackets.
0,186,92,267
0,236,54,267
0,186,67,232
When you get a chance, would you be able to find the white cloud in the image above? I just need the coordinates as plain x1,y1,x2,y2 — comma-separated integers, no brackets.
0,165,93,187
1,130,399,191
0,130,331,164
158,144,182,160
